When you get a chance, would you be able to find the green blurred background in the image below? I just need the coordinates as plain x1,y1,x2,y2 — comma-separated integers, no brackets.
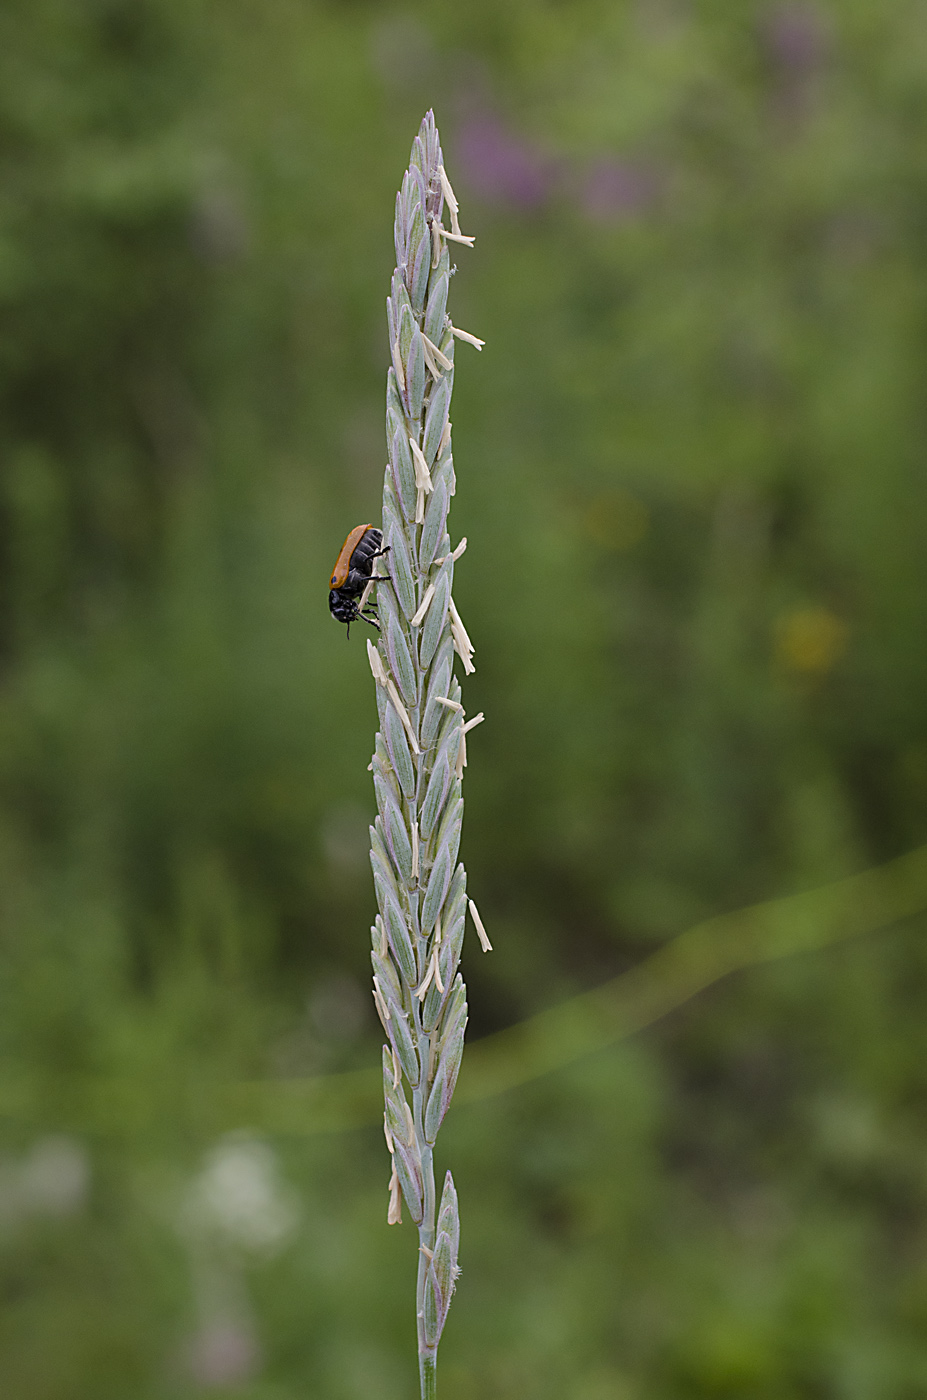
2,1,927,1396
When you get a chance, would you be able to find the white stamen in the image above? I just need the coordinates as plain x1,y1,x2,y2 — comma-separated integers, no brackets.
437,165,457,213
367,639,388,686
438,164,461,237
450,609,476,673
449,598,474,653
372,980,390,1027
450,324,485,350
462,712,485,735
441,229,476,247
422,333,453,371
411,582,436,627
387,1162,402,1225
411,819,419,882
434,695,463,713
416,957,435,1001
421,337,441,380
415,487,425,523
358,578,375,614
456,727,466,779
438,418,452,455
468,898,493,953
391,1046,401,1089
403,1102,415,1139
409,437,433,492
385,678,421,754
419,1243,434,1260
433,948,445,995
392,336,406,391
431,217,442,268
452,628,477,675
435,536,467,566
434,912,442,945
384,1116,394,1154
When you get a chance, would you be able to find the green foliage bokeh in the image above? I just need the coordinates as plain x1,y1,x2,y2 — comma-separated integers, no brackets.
2,1,927,1396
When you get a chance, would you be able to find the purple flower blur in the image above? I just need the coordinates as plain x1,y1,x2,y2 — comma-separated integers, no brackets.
452,103,660,224
455,114,555,208
582,159,659,223
763,4,829,73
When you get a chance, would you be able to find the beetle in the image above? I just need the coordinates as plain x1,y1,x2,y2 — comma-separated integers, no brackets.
328,524,391,638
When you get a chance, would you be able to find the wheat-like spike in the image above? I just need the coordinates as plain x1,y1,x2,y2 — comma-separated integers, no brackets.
370,111,487,1400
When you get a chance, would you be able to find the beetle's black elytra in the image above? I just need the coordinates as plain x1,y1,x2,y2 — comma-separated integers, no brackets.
328,524,390,638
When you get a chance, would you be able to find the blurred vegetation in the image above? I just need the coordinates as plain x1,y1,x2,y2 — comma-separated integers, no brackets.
2,0,927,1396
